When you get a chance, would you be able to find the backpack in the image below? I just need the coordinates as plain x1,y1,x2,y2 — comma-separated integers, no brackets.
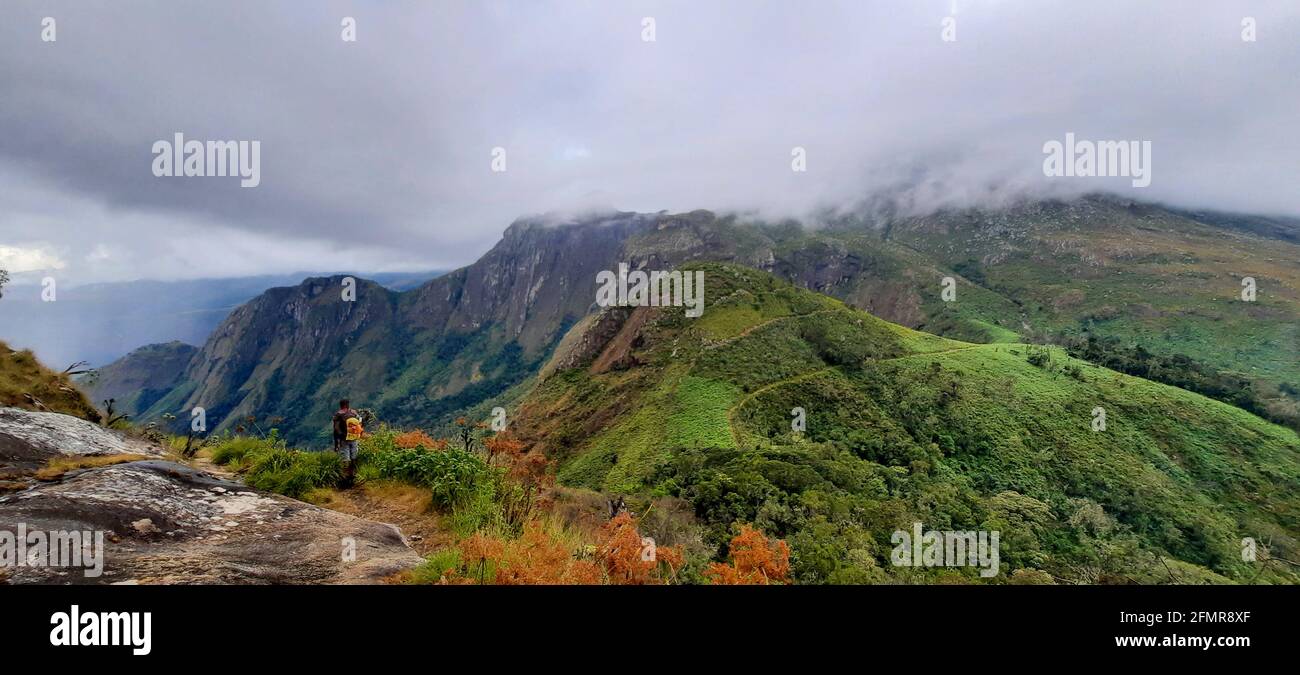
345,416,363,441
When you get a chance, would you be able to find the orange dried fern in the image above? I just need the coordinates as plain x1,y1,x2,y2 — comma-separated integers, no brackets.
704,524,790,585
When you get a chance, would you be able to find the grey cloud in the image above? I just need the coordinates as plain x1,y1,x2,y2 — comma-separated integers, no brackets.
1,0,1298,283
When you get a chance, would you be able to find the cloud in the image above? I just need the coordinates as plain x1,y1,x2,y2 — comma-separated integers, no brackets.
1,0,1298,283
0,244,66,275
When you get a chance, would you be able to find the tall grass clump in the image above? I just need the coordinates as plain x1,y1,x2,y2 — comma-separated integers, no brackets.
206,434,342,499
243,448,343,498
208,435,277,467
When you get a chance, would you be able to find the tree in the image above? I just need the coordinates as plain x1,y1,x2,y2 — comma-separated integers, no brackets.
453,416,488,453
0,268,8,299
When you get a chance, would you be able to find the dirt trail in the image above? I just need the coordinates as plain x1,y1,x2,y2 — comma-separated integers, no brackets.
309,483,454,557
724,343,991,446
708,308,839,348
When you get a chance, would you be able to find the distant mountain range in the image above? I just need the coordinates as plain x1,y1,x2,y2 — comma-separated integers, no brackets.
0,271,444,369
88,195,1299,448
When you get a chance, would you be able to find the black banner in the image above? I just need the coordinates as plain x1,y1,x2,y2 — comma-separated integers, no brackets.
0,584,1291,664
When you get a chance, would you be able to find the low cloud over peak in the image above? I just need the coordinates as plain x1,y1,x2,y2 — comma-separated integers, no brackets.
2,1,1298,284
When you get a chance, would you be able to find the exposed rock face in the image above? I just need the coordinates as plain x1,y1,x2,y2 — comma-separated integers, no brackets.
0,460,423,584
108,210,926,442
132,213,661,444
0,407,161,478
403,212,656,352
0,409,423,584
541,306,635,378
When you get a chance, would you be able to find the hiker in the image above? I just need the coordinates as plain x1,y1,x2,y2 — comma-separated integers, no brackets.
332,399,363,487
607,495,628,520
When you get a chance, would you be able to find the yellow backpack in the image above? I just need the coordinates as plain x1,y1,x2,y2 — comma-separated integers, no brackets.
345,416,363,441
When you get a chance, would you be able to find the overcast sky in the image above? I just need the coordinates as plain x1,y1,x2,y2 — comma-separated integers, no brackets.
2,0,1299,286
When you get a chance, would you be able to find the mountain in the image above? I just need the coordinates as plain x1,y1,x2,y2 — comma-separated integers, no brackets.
0,271,444,369
70,197,1300,583
510,262,1300,583
107,196,1300,446
82,341,197,416
884,197,1300,385
129,214,650,444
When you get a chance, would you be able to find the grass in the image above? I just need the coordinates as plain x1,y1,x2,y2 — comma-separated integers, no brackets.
668,376,740,449
0,341,100,421
359,442,489,509
34,453,152,480
207,436,274,467
208,429,496,522
242,447,343,498
205,435,341,499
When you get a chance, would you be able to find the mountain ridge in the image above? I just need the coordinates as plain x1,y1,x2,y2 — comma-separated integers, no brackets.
101,195,1300,445
509,262,1300,584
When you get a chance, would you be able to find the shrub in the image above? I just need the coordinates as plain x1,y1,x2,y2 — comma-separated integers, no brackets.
406,548,464,584
207,435,342,499
596,512,684,584
244,448,342,499
394,429,444,450
425,513,682,585
705,524,791,585
364,445,490,509
460,523,603,585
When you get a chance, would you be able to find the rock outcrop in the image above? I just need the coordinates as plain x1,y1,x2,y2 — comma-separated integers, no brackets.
0,409,423,585
0,406,161,482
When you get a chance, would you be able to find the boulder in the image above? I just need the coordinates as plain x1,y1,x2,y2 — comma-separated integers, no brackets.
0,460,423,584
0,406,161,473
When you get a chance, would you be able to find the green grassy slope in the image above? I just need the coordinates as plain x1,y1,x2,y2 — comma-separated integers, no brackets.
887,197,1300,386
515,263,1300,584
0,340,101,421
